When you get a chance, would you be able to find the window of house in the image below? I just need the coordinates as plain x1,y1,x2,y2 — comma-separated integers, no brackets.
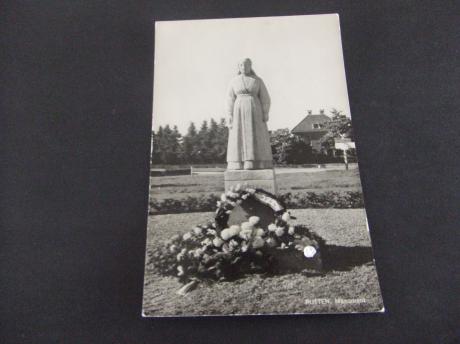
312,123,323,129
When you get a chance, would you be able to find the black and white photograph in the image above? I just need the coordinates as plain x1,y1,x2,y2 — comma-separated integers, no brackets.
3,1,460,341
143,14,384,316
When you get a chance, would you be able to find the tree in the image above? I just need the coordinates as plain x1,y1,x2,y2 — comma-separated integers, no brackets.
151,126,164,164
171,125,183,163
196,120,209,163
151,129,160,164
153,124,182,164
153,118,229,165
215,118,229,163
320,109,353,151
207,118,219,162
160,125,173,163
270,129,313,165
183,122,198,163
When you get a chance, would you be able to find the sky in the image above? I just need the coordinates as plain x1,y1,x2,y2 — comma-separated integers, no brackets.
152,14,351,135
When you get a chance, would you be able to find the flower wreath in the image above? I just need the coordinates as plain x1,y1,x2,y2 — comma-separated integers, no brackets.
148,185,325,294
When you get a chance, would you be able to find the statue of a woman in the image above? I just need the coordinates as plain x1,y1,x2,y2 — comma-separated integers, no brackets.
226,58,273,170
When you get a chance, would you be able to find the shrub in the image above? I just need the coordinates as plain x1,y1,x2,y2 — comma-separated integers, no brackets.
149,191,363,215
278,191,364,209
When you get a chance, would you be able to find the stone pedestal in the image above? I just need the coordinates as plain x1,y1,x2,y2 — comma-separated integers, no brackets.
224,169,277,194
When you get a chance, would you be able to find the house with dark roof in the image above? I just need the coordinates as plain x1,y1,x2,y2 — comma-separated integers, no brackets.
291,110,331,152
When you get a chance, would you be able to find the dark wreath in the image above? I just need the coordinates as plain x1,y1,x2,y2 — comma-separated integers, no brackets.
147,186,325,294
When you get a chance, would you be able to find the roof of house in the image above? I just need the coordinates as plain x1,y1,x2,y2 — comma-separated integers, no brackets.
291,114,331,133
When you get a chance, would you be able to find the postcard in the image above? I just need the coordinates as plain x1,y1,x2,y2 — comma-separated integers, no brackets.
143,13,384,316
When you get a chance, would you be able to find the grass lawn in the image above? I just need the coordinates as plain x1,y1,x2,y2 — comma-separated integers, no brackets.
150,169,362,201
143,209,384,316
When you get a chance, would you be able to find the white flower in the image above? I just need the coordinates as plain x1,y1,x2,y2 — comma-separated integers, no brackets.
239,229,252,241
241,194,249,200
193,227,203,235
241,242,249,252
226,190,239,198
182,232,192,241
201,238,212,246
252,236,265,249
206,228,217,236
303,245,317,258
229,225,241,236
248,216,260,226
268,223,277,232
193,249,203,259
220,194,227,202
275,227,285,237
255,228,265,237
177,265,184,276
241,222,254,231
220,228,231,240
280,242,287,249
247,188,256,194
213,237,224,247
169,244,178,253
220,228,239,240
229,239,239,248
266,237,277,247
216,201,222,207
221,225,241,240
281,212,291,222
288,226,295,235
235,183,241,191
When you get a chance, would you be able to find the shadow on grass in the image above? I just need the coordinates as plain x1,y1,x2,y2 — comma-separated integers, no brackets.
322,245,374,272
246,245,374,280
262,245,374,279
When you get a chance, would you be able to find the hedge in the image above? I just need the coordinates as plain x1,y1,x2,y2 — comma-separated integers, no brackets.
149,191,364,215
278,191,364,209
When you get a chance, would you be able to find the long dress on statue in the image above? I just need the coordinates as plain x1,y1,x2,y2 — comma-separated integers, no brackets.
226,74,273,170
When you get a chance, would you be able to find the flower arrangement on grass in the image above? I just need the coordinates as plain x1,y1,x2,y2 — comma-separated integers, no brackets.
148,185,325,290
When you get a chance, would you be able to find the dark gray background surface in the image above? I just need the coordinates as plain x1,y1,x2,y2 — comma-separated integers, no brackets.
1,1,459,343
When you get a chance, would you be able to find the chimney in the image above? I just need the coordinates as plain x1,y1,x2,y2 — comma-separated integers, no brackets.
320,109,325,115
307,110,312,115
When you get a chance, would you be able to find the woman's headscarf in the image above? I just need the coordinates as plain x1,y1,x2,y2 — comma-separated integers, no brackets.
237,58,257,76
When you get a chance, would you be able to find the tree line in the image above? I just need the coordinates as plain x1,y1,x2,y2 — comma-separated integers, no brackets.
151,109,353,165
151,118,229,165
